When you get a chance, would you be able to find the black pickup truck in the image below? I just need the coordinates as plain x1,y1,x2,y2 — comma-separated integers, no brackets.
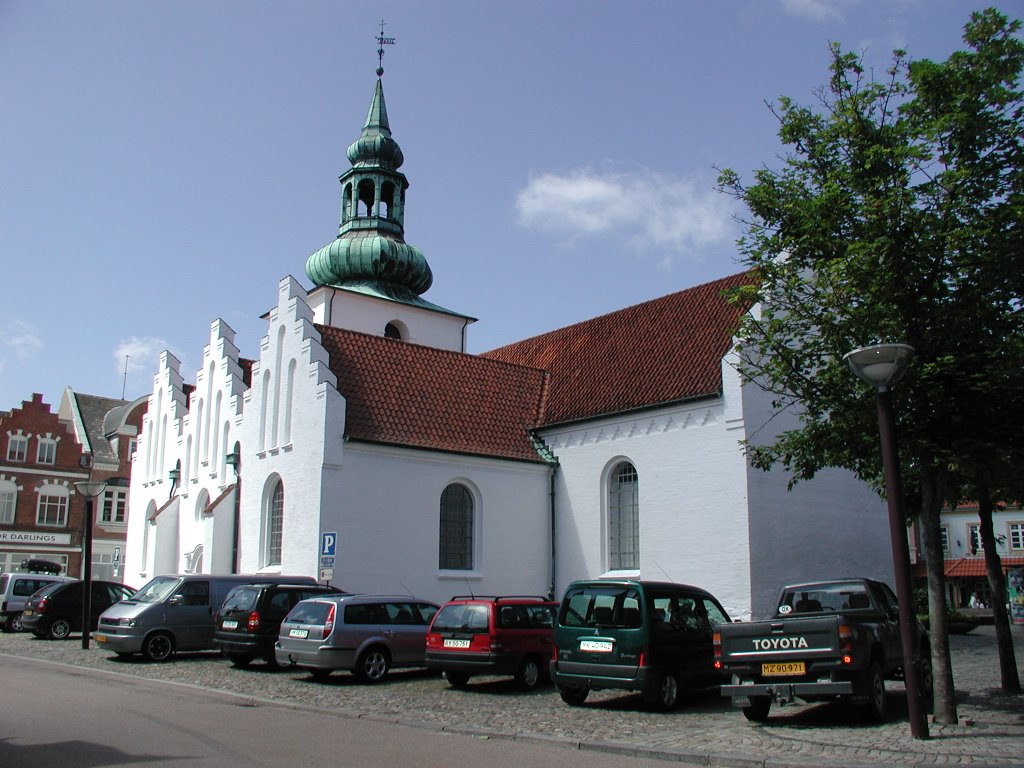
714,578,931,722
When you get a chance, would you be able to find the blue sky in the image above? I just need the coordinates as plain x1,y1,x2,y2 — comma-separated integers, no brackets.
0,0,1011,409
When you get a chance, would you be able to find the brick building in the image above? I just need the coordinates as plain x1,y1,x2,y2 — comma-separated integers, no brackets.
0,390,146,582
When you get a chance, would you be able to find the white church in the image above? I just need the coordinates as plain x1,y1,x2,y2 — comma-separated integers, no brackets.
124,69,896,620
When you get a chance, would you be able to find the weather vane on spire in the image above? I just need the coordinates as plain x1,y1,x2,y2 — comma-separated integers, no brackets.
376,19,395,77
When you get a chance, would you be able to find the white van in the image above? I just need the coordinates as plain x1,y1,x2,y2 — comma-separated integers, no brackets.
95,573,316,661
0,572,76,632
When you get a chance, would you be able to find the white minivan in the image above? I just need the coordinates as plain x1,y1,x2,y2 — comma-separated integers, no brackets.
96,573,316,661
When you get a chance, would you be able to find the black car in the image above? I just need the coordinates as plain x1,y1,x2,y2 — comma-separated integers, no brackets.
22,580,135,640
213,582,343,668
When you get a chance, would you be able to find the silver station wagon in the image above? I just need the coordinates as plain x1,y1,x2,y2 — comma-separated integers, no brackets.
275,594,439,682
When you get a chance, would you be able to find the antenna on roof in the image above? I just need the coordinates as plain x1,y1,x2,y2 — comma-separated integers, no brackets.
121,354,130,399
376,18,395,77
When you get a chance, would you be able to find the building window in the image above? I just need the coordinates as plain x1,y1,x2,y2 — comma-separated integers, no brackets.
36,491,68,527
36,438,57,465
266,479,284,566
7,435,27,462
0,481,16,525
1009,522,1024,552
608,461,639,570
968,523,983,554
128,438,138,459
940,526,950,554
439,483,473,570
101,489,128,524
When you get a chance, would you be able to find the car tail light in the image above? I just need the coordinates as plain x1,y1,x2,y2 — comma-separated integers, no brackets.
713,630,722,669
247,611,260,632
839,624,854,663
37,597,49,615
551,644,559,661
489,634,502,652
322,604,336,639
638,646,649,667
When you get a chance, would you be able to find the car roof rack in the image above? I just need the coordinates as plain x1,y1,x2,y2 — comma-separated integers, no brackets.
449,595,551,603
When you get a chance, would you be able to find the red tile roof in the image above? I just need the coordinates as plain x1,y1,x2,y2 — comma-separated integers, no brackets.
315,271,753,461
482,272,754,426
913,557,1024,578
317,326,551,463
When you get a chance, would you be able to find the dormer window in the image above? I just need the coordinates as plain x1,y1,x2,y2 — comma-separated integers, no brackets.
384,322,403,340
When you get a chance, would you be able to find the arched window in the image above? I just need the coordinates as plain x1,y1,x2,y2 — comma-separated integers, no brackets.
439,483,473,570
265,479,284,567
384,322,402,340
608,461,639,570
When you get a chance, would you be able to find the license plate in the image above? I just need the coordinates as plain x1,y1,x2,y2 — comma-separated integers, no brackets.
222,620,238,630
23,610,33,617
762,662,805,676
443,638,471,648
95,634,107,643
579,639,613,653
289,628,309,638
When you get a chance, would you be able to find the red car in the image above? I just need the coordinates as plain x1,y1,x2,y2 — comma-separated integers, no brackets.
425,595,557,690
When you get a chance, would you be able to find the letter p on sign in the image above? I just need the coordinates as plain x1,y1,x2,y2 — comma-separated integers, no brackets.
321,532,337,557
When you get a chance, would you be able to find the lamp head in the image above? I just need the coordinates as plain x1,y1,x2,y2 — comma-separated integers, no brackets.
74,480,108,499
844,344,915,391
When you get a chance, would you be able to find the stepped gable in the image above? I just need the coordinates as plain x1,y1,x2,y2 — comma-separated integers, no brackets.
317,325,551,464
483,271,754,427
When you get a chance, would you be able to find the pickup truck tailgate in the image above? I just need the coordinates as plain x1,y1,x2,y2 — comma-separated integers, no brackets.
720,616,841,663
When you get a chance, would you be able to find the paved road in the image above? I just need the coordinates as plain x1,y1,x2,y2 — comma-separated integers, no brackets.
0,657,675,768
1,624,1021,766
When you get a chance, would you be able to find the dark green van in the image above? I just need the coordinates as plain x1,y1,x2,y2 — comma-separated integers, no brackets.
550,579,731,709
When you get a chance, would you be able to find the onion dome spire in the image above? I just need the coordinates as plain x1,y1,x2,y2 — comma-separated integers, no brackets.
306,27,432,301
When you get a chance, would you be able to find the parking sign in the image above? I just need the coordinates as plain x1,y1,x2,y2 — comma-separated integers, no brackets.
321,531,337,557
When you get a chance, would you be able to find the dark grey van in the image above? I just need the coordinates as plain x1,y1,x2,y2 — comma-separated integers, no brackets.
550,579,731,709
96,573,317,661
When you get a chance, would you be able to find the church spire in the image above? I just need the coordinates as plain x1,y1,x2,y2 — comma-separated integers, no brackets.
305,27,432,301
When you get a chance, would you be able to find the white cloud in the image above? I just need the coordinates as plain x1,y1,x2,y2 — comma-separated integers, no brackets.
515,168,735,260
0,320,43,362
780,0,844,22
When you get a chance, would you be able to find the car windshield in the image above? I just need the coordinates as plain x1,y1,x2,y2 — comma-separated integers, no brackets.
129,576,182,604
431,604,489,632
221,587,259,612
559,586,643,629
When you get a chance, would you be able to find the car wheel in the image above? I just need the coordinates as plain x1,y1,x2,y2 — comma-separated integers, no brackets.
860,661,886,722
514,656,543,691
646,669,680,711
742,696,771,722
142,632,175,662
48,617,72,641
226,653,253,668
9,613,24,632
445,671,470,688
355,646,390,683
0,616,12,632
558,684,589,706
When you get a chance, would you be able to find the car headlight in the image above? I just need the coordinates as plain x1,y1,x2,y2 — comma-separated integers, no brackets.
120,618,137,627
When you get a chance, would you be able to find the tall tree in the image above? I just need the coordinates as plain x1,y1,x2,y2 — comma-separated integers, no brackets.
717,9,1023,724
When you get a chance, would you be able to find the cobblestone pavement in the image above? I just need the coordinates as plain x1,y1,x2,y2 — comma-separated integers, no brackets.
2,624,1021,767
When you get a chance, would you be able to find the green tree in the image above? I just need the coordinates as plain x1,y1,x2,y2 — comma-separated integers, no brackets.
717,8,1023,725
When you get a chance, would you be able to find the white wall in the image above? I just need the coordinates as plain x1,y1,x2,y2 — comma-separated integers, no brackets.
306,284,471,352
316,443,553,604
543,367,752,620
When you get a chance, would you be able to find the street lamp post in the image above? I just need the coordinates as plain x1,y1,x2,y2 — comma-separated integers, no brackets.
74,480,108,651
844,343,929,740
